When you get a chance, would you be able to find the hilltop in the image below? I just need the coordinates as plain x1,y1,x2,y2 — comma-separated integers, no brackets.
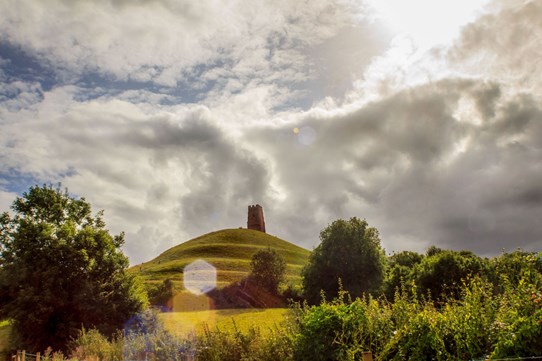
130,228,310,290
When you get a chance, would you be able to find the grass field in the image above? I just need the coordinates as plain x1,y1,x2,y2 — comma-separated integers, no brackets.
0,320,11,356
130,228,310,289
161,308,289,337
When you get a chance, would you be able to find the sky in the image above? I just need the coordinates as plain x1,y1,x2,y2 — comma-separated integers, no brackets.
1,0,541,265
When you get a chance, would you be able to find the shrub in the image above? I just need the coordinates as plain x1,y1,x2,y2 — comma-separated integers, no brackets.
381,278,497,361
490,270,542,358
292,290,393,361
197,323,293,361
122,309,195,361
70,328,123,361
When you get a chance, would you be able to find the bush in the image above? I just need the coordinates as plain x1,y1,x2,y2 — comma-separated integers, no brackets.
292,290,393,361
490,269,542,358
70,328,123,361
122,309,195,361
196,323,293,361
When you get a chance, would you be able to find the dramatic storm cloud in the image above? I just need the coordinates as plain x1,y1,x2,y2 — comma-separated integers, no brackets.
1,0,540,263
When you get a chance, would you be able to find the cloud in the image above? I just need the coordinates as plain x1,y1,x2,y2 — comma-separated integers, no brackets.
1,0,541,265
0,0,372,98
0,80,43,111
0,85,275,263
245,78,542,254
449,0,542,96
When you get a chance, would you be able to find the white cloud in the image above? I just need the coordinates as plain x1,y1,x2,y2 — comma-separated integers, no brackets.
245,78,542,255
0,0,368,96
1,0,541,264
449,0,542,97
0,80,43,111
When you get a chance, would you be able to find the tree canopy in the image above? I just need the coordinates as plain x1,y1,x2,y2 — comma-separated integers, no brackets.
250,248,286,295
0,184,147,352
383,250,424,300
302,217,387,304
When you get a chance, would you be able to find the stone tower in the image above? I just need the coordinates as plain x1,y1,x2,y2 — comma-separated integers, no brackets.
247,204,266,232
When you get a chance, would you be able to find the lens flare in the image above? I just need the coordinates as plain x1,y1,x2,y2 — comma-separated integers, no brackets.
297,126,317,146
183,259,217,295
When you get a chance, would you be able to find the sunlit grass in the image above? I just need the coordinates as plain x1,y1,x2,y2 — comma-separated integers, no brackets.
160,308,289,337
0,320,11,354
130,228,310,289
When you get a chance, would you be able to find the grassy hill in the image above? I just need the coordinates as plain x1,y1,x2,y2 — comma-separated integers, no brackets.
130,228,310,289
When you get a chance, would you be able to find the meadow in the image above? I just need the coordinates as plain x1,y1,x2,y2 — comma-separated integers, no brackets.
160,308,288,337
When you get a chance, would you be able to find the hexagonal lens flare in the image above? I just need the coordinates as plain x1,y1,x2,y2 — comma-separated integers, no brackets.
183,259,217,295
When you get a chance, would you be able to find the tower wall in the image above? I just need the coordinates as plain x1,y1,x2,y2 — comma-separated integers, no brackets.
247,204,266,232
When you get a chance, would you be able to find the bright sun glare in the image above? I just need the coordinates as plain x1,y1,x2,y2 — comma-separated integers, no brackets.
367,0,491,48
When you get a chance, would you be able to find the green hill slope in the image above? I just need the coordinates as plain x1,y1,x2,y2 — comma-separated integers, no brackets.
131,228,310,289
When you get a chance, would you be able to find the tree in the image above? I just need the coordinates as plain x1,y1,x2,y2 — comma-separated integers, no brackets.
383,251,424,300
414,250,486,301
487,250,542,292
0,184,147,352
302,217,387,305
250,248,286,294
148,278,176,310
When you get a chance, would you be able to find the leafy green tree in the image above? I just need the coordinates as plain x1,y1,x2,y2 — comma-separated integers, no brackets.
383,251,424,300
0,184,147,352
425,245,443,257
302,217,387,305
487,250,542,292
250,248,286,294
414,250,486,302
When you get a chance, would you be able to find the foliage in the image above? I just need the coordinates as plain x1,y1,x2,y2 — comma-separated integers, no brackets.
0,184,147,352
487,250,542,291
302,217,387,304
122,309,195,361
147,278,176,310
426,246,443,257
291,289,394,361
490,265,542,358
250,248,287,294
69,328,123,361
413,250,486,302
10,266,541,360
197,323,293,361
383,251,424,300
292,271,542,361
381,277,496,360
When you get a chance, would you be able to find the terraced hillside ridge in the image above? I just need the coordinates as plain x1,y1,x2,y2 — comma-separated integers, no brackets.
130,228,310,290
